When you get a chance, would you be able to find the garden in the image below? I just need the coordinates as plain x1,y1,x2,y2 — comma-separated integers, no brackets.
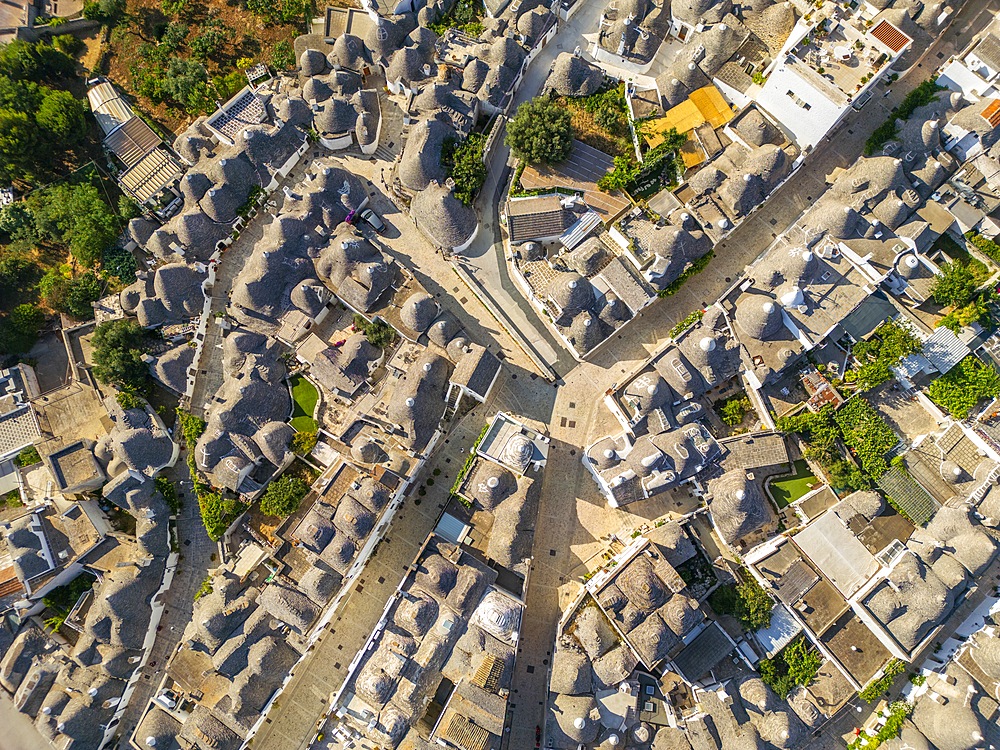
864,77,943,156
713,391,754,431
768,459,819,508
101,0,307,129
554,83,633,160
928,355,1000,419
706,569,773,631
758,636,823,698
833,397,898,479
290,374,319,433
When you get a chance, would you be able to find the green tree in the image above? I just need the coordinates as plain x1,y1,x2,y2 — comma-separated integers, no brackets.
16,445,40,466
259,476,309,518
83,0,126,24
928,355,1000,419
0,254,35,296
36,89,87,146
0,109,39,182
827,459,869,492
52,34,85,56
271,40,295,70
0,77,41,112
0,40,75,81
852,319,921,391
9,302,43,336
28,183,119,267
505,97,573,164
91,319,148,391
931,261,979,308
0,202,38,242
442,134,486,206
291,430,318,456
159,58,212,113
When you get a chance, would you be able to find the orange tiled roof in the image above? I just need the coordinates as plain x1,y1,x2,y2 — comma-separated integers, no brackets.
982,99,1000,128
870,20,911,54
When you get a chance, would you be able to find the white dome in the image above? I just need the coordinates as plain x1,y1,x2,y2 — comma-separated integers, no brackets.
574,718,587,730
487,476,499,488
904,254,919,268
780,285,804,307
735,489,746,500
405,397,415,407
603,449,615,459
699,336,717,352
646,383,659,396
146,739,157,748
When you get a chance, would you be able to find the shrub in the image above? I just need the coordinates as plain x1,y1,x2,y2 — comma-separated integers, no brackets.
966,231,1000,264
194,574,212,600
865,77,942,155
52,34,84,56
928,355,1000,419
759,637,822,698
91,319,148,391
442,133,486,206
291,430,318,456
859,659,906,703
834,397,897,479
16,445,40,467
175,408,207,450
505,97,573,165
116,390,143,410
198,491,240,541
154,475,181,514
271,40,295,71
260,476,309,518
669,309,704,339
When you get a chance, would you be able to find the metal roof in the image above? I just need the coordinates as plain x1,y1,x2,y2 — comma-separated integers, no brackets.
87,82,134,136
920,326,970,374
118,149,184,203
104,116,160,167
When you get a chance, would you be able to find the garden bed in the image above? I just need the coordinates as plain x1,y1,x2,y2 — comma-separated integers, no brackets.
553,83,633,159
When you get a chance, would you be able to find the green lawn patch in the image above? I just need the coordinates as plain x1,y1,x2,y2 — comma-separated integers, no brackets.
768,459,818,508
290,375,318,433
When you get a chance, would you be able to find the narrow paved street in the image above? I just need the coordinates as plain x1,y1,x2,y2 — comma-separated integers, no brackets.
113,458,217,745
496,2,1000,747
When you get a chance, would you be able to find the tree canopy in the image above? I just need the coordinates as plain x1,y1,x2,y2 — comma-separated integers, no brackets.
260,476,309,518
91,319,149,392
931,260,979,308
27,183,120,268
505,97,573,165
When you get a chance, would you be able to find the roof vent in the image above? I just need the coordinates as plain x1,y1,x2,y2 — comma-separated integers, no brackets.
574,718,587,730
406,397,415,407
584,317,592,326
88,687,98,697
743,173,753,182
604,449,615,459
146,739,157,748
735,489,746,500
423,362,433,372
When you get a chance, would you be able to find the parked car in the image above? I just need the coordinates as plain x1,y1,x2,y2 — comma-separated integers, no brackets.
360,208,385,234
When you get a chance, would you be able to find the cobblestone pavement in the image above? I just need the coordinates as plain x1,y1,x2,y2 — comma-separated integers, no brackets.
248,403,496,750
112,456,217,746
